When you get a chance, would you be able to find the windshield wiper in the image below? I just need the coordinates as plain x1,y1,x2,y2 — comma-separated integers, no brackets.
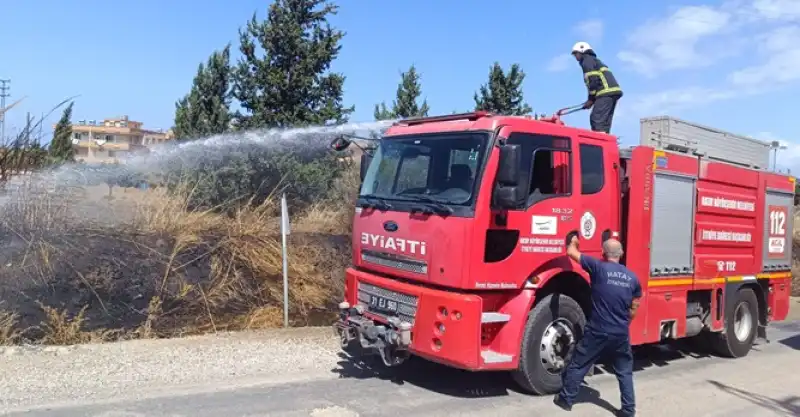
405,195,454,215
359,194,392,210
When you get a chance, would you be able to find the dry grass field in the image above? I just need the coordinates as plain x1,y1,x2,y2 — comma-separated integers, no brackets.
0,164,797,346
0,166,359,345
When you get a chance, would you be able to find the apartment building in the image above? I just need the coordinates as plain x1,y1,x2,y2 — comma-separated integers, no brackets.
62,116,174,164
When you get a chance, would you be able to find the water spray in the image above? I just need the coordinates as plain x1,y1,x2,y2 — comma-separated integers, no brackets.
0,119,398,214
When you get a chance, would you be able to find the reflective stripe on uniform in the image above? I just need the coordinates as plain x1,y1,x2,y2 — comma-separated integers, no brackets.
584,67,622,97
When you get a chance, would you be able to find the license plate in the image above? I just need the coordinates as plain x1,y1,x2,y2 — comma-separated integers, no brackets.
369,294,399,314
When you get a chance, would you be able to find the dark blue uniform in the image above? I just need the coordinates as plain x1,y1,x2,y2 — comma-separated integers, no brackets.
557,254,642,416
579,52,623,133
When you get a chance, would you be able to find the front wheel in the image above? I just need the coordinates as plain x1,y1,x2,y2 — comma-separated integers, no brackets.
712,287,758,358
512,294,586,395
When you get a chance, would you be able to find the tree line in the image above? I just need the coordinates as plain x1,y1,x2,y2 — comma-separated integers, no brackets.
161,0,537,213
172,0,534,139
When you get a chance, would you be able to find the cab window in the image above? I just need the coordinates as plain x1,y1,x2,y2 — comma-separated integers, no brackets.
506,132,572,207
579,144,604,195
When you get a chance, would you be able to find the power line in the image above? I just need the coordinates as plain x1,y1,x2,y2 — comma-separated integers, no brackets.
0,79,10,142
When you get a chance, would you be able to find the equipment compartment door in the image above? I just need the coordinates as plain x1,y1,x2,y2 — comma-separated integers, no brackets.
575,136,620,258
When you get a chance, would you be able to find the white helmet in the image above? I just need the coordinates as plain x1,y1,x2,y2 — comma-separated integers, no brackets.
572,41,592,54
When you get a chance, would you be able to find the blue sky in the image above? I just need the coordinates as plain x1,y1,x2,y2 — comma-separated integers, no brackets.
1,0,799,170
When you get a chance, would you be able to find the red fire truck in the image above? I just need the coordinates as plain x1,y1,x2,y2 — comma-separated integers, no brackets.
331,110,794,395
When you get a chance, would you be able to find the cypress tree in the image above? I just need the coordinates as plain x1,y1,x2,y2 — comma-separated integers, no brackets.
49,102,75,164
173,45,232,140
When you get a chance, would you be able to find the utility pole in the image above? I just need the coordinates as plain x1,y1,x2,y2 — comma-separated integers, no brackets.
0,79,10,142
770,140,787,172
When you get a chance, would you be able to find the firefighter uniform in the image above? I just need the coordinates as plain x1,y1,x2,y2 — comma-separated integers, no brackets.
574,43,623,134
554,244,640,417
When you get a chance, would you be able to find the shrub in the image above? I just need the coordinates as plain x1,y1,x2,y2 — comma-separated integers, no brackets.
156,142,350,214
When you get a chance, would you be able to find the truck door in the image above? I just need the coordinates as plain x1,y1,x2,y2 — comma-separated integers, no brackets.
498,128,578,258
574,135,620,259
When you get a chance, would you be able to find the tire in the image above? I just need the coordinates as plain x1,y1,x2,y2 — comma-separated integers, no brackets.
512,293,586,395
712,287,758,358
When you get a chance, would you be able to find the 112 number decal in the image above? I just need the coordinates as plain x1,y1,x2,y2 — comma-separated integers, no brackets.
769,208,786,236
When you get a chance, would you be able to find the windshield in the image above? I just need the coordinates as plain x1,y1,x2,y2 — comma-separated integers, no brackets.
360,132,489,206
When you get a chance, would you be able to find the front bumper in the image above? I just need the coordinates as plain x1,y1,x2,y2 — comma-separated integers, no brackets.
334,267,486,370
334,301,413,366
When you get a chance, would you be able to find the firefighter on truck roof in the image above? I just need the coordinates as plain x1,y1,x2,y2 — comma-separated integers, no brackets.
554,235,641,417
572,41,623,134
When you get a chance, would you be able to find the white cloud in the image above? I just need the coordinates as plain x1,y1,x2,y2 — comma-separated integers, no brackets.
758,25,800,52
729,26,800,87
751,0,800,21
729,50,800,87
546,55,572,73
618,0,800,77
622,1,800,115
629,87,738,115
545,19,604,73
635,24,800,108
617,5,733,76
574,19,604,43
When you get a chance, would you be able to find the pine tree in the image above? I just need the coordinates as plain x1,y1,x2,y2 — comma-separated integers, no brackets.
473,62,532,115
174,45,232,140
392,65,430,118
374,65,430,120
49,102,75,164
374,102,393,121
232,0,353,129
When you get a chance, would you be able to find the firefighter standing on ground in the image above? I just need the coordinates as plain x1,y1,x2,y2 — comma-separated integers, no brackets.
572,42,623,133
554,236,642,417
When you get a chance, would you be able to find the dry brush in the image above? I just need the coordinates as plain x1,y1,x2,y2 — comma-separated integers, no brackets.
0,159,797,346
0,165,359,345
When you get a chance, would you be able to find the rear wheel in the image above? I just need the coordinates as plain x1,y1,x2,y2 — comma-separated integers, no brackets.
512,294,586,395
712,287,758,358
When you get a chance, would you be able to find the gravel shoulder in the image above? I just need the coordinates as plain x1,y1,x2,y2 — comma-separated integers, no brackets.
1,297,799,415
0,327,345,413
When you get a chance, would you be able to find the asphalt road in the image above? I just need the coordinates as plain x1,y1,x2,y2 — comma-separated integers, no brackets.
6,321,800,417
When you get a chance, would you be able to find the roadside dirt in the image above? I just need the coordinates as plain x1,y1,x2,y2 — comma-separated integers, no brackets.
786,296,800,321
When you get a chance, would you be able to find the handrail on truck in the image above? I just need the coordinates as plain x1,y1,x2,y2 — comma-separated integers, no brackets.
538,104,584,125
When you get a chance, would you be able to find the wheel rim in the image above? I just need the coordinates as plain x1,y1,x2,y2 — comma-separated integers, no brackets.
733,302,753,342
539,318,576,375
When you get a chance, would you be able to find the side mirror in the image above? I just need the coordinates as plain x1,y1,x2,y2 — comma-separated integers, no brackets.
496,144,520,185
494,144,522,209
494,185,523,209
330,136,352,152
360,153,372,182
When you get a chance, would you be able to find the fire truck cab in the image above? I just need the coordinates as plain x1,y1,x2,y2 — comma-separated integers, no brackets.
332,111,794,395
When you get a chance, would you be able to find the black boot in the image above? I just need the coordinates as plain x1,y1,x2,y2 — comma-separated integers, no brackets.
553,395,572,411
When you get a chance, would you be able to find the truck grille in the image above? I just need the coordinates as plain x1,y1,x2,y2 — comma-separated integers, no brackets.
357,282,418,325
361,249,428,275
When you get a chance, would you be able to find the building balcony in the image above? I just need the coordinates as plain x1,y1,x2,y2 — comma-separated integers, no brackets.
72,140,149,151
